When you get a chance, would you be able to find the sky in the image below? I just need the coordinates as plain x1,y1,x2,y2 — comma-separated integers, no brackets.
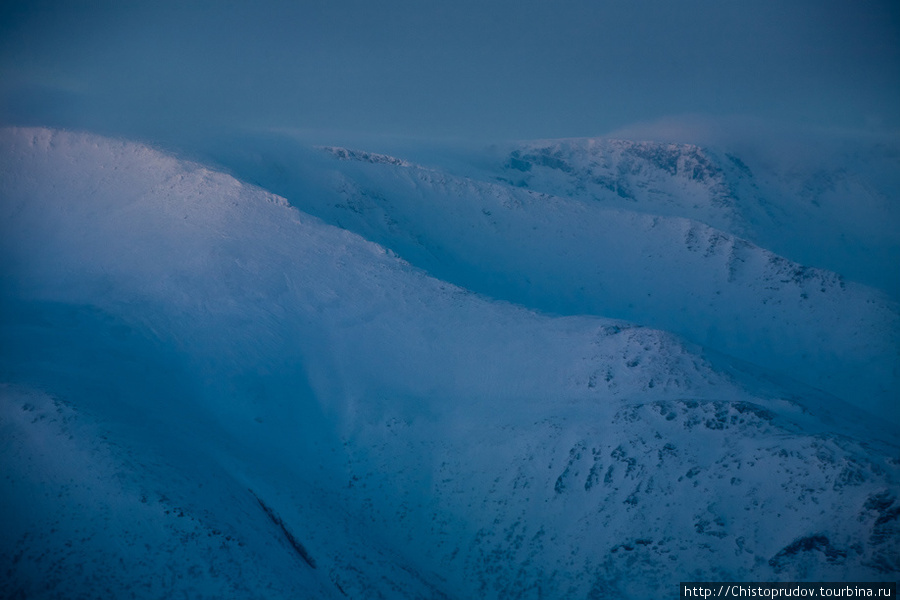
0,0,898,144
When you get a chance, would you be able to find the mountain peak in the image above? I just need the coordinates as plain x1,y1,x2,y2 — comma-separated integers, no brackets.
318,145,415,167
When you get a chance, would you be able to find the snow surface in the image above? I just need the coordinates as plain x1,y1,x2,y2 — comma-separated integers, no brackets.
1,127,898,598
199,132,900,421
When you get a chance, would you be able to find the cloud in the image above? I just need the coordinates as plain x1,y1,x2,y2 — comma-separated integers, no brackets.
2,1,898,143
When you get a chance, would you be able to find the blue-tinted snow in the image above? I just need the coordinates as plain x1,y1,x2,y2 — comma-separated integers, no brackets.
1,128,898,598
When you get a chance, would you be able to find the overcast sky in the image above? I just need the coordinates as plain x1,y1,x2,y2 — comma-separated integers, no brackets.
1,0,898,143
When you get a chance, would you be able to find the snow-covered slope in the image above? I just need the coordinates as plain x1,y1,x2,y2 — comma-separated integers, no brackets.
481,136,900,300
1,128,898,599
204,136,899,421
490,139,751,234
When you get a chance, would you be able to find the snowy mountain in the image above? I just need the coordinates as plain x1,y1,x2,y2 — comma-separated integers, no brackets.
1,128,898,599
203,134,900,421
483,136,900,300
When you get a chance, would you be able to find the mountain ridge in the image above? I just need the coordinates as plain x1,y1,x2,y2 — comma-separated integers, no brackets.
1,127,897,599
203,135,899,420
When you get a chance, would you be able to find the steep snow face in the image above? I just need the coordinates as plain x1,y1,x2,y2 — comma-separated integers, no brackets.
211,139,899,421
0,383,340,600
495,139,748,234
480,137,900,300
340,396,900,597
1,128,898,599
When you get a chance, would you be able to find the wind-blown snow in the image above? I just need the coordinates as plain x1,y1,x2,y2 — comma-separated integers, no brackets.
1,128,898,599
